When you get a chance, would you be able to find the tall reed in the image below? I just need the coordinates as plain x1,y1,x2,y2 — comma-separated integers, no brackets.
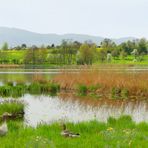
54,69,148,99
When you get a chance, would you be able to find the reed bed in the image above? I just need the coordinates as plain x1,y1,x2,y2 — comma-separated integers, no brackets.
54,70,148,99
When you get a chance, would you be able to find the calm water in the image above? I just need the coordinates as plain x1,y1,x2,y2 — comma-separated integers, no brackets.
0,67,148,84
22,94,148,127
0,69,58,84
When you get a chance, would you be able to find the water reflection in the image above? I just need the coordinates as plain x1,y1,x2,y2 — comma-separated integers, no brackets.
0,67,148,84
23,94,148,127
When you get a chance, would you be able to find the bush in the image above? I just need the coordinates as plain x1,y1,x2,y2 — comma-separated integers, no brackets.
0,86,12,97
40,83,60,95
6,82,14,86
88,85,99,92
28,83,41,94
77,84,87,96
12,85,26,98
48,83,60,95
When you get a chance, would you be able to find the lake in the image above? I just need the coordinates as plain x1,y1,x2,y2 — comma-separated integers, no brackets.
0,68,148,127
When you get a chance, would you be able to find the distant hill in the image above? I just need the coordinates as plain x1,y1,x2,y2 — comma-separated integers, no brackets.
0,27,137,47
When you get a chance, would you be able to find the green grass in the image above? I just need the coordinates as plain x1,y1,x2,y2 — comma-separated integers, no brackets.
0,50,26,64
95,55,148,65
0,116,147,147
0,103,24,116
0,82,60,97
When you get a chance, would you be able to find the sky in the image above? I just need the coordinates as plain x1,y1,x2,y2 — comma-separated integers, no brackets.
0,0,148,38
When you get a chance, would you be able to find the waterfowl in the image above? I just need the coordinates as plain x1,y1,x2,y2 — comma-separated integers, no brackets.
61,124,80,138
0,112,11,136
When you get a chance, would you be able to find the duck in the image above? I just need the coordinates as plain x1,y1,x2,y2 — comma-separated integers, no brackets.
60,124,80,138
0,112,11,136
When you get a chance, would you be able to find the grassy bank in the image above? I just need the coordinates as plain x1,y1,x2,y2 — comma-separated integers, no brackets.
0,103,24,115
0,116,147,147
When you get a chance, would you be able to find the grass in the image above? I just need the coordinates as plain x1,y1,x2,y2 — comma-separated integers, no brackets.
111,55,148,65
0,82,60,97
0,116,147,147
0,103,24,116
54,70,148,100
95,55,148,66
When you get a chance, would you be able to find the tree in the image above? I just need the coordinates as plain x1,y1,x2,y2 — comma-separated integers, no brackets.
77,43,97,65
101,39,116,52
98,49,106,62
51,44,55,48
131,49,138,61
59,40,78,64
107,53,112,62
1,42,8,50
24,45,38,64
138,38,148,54
120,50,127,60
119,40,138,55
111,49,120,59
15,46,21,50
21,44,27,49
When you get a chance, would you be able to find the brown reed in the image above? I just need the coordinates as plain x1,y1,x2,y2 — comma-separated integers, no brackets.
54,69,148,99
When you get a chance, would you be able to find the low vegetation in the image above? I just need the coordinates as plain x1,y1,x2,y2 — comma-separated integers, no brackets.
54,70,148,100
0,103,24,118
0,116,147,147
0,82,60,98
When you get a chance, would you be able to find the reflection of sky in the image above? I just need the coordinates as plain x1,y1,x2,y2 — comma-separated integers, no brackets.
23,94,148,127
0,68,59,83
0,70,56,83
0,68,148,83
0,0,148,38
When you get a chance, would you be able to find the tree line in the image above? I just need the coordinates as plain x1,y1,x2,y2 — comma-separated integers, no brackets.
0,38,148,65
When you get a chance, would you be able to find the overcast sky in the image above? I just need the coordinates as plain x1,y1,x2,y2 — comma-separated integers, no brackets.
0,0,148,38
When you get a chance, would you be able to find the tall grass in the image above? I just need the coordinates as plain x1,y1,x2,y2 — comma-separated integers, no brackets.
54,70,148,99
0,82,60,97
0,84,26,98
